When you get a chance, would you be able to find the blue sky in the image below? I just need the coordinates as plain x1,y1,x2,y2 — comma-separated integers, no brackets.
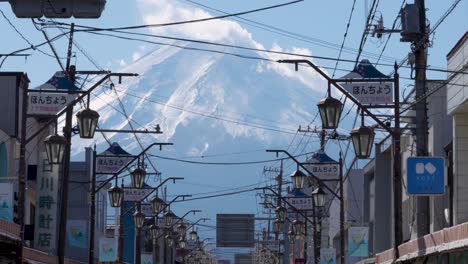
1,0,467,260
1,0,466,86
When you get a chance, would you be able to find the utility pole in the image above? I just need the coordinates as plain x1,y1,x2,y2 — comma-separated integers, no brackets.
58,23,75,264
414,0,430,237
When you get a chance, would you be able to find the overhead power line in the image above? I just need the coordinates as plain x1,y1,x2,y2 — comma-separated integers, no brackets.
52,0,304,31
74,29,463,75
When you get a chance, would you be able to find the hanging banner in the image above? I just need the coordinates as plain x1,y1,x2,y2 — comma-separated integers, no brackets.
348,226,369,257
124,188,154,201
35,152,59,254
27,92,77,116
141,253,153,264
67,220,87,249
99,237,117,262
0,183,14,222
341,82,393,104
320,248,336,264
306,152,339,179
96,143,134,174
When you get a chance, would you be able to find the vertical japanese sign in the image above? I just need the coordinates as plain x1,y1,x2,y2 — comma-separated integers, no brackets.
348,226,369,257
67,219,87,249
35,152,59,254
99,237,117,261
141,253,153,264
0,183,13,222
320,248,336,264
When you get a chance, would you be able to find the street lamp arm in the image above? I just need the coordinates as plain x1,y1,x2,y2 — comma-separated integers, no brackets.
95,142,174,192
159,195,193,213
266,149,341,201
277,59,395,135
172,210,202,226
25,72,138,144
187,218,210,230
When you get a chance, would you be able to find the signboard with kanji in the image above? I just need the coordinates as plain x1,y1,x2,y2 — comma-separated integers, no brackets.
124,188,154,201
96,156,133,174
305,152,339,180
96,143,134,174
341,82,393,104
27,92,77,116
35,152,59,254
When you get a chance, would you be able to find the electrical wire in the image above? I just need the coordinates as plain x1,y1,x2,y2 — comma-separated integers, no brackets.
180,0,397,63
332,0,358,77
52,0,304,32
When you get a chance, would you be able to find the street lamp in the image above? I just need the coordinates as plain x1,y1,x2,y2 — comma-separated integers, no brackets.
179,239,187,249
44,134,67,164
290,169,307,189
166,234,174,247
131,167,146,188
177,223,187,236
317,94,343,129
273,219,282,233
288,228,295,243
133,210,145,229
275,206,287,223
108,185,123,207
151,195,164,214
76,107,100,139
190,229,198,241
150,224,160,240
351,125,375,159
164,211,175,226
312,186,327,208
292,219,304,235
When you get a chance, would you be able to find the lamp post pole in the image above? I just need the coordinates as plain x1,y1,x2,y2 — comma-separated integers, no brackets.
135,202,142,264
118,180,125,263
57,64,76,264
277,59,401,258
339,152,345,264
89,146,97,263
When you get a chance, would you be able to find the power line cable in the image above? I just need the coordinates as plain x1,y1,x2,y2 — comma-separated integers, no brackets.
180,0,397,63
53,0,304,32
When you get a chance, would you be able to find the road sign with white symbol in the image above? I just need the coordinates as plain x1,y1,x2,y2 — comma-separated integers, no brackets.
407,157,445,195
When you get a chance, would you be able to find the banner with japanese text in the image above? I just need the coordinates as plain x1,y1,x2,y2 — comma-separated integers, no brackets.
35,152,59,254
67,219,87,248
0,183,13,222
348,226,369,257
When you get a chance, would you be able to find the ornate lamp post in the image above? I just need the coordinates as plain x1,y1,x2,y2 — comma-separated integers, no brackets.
76,107,100,139
108,185,123,207
190,229,198,241
44,134,67,164
317,84,343,129
164,210,175,226
151,195,165,214
312,186,327,208
275,206,287,223
131,167,147,188
351,112,375,159
290,169,307,189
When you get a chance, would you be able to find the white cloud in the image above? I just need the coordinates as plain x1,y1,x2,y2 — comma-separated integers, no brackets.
136,0,327,91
